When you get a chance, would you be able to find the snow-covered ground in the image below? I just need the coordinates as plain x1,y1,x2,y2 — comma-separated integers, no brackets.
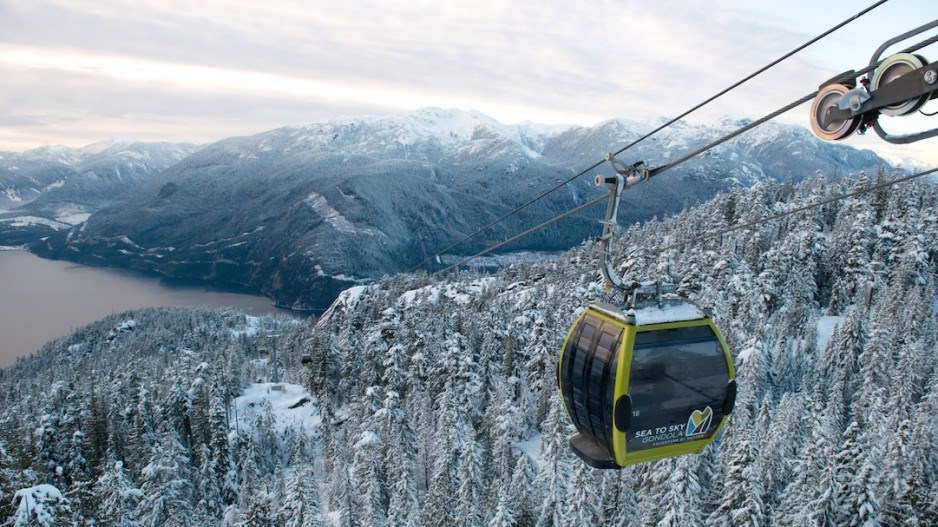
816,315,843,351
317,285,372,325
230,315,264,339
304,191,379,236
54,206,91,225
234,382,320,435
516,433,544,469
398,277,498,307
230,315,301,339
0,215,68,230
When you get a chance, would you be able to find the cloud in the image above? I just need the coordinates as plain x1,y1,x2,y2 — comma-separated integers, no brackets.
0,62,403,149
1,0,935,165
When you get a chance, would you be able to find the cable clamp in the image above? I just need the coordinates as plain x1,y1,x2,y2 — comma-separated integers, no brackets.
603,153,649,188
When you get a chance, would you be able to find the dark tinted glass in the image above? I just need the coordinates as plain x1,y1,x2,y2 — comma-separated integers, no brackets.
625,324,729,452
559,314,623,457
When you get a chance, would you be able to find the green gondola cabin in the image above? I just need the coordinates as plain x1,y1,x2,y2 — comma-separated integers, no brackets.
557,301,736,468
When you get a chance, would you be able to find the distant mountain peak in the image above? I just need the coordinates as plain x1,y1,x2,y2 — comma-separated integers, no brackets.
12,110,895,311
261,108,558,160
20,144,81,165
80,136,140,155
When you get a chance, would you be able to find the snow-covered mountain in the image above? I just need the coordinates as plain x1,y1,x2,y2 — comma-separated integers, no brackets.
0,139,200,247
30,108,888,311
1,173,935,525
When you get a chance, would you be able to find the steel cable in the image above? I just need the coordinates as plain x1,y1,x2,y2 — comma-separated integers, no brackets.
433,28,938,275
409,0,892,272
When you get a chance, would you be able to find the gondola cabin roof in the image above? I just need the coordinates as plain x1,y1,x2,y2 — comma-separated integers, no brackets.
588,300,708,326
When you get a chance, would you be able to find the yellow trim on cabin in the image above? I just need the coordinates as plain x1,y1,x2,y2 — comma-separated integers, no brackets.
611,324,635,466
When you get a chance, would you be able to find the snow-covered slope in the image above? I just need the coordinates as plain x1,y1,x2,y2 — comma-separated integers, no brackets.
234,382,320,435
34,108,890,311
0,174,935,525
0,139,200,247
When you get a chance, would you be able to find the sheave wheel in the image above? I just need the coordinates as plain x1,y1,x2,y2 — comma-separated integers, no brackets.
809,83,861,141
871,53,930,116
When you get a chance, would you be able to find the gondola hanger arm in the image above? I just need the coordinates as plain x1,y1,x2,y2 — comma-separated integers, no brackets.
596,153,649,293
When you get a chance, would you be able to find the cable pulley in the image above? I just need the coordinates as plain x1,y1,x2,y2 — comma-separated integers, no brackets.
809,19,938,143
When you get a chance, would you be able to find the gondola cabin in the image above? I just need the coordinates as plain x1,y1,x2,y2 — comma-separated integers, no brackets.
557,301,736,468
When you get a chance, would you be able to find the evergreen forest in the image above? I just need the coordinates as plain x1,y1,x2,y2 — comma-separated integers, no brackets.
1,169,936,526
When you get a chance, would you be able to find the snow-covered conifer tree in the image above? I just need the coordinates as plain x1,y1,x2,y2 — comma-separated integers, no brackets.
455,426,487,527
135,422,194,527
564,459,600,526
424,380,460,527
282,463,325,527
506,453,538,527
535,392,572,527
706,429,765,527
656,456,703,527
352,407,386,527
833,419,882,527
94,458,143,527
380,390,420,527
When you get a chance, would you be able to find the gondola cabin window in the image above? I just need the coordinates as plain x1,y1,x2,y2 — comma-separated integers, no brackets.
626,325,730,452
561,314,623,459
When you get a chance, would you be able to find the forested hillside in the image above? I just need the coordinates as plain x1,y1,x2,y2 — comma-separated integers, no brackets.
1,169,936,526
31,109,887,311
0,140,200,248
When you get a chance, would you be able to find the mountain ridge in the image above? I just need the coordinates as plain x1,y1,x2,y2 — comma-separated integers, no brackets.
19,108,891,310
0,139,201,247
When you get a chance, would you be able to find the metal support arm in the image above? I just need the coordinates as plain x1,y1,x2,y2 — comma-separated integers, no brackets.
596,154,649,292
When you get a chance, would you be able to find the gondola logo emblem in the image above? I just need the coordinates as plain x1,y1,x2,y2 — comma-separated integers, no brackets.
686,406,713,436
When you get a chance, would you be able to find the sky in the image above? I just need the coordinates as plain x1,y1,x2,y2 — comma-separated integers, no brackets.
1,0,936,166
